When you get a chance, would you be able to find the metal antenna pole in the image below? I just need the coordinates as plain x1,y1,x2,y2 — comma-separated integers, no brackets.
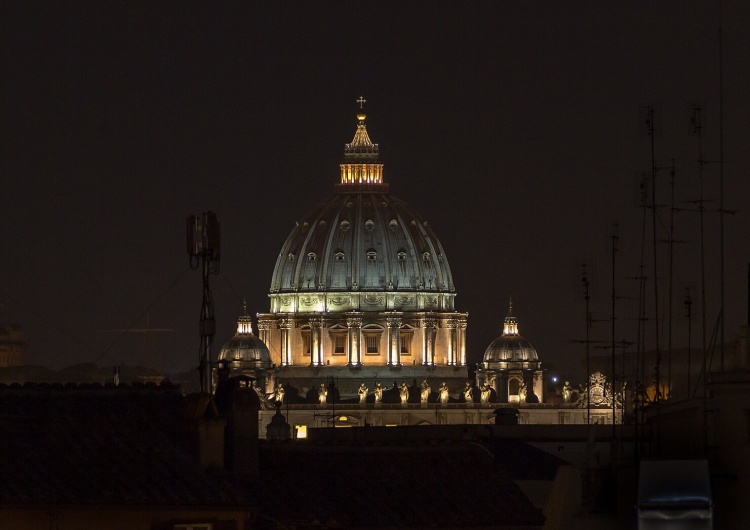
611,222,619,440
188,211,221,394
583,264,591,426
647,106,663,455
719,0,725,370
685,287,693,396
693,106,709,393
666,161,676,398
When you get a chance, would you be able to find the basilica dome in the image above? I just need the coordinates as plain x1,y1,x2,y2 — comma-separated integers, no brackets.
268,111,456,314
483,299,539,363
257,105,468,377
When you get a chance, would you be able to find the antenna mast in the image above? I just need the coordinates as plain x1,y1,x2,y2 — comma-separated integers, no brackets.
188,211,221,394
610,221,619,440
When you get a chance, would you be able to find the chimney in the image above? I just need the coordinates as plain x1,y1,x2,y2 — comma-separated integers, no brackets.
184,394,226,470
215,376,260,482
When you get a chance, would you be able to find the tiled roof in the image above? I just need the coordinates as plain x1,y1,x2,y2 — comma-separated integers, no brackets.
0,386,248,507
256,441,545,528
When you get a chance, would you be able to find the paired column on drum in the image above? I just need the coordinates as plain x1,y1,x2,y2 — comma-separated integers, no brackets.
445,318,457,365
347,316,363,366
309,317,323,366
458,318,467,366
279,318,292,366
421,317,436,366
387,316,402,366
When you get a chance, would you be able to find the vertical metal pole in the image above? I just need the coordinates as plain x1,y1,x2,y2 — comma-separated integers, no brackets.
611,223,618,439
719,0,725,370
685,288,692,397
648,106,662,455
199,253,215,394
583,265,591,426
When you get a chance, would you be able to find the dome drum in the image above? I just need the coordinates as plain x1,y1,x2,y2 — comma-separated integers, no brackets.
268,291,456,314
257,310,467,374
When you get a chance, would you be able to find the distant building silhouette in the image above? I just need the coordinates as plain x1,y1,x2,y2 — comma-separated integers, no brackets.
0,324,25,367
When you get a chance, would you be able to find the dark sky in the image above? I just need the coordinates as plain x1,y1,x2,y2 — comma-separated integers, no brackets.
2,2,749,382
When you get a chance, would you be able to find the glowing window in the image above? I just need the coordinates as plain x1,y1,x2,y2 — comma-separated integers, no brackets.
301,330,311,354
295,425,307,439
334,334,346,354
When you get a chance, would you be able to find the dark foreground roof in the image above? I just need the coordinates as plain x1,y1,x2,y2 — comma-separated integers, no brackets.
257,440,544,528
0,386,247,507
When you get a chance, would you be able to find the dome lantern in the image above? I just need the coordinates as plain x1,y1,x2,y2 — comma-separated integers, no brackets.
340,97,384,186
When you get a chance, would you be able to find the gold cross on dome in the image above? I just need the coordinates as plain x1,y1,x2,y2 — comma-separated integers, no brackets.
356,96,366,109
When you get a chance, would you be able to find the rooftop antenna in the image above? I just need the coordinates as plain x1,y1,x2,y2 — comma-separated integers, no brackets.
689,105,709,395
583,264,592,427
609,221,619,442
718,0,726,370
660,160,685,398
572,264,606,425
684,287,693,395
646,105,665,455
630,171,650,460
187,211,221,394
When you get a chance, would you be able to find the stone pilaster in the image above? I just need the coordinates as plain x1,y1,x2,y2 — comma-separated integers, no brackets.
445,318,457,365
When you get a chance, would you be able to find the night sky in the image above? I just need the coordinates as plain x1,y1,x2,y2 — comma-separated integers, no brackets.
2,2,749,383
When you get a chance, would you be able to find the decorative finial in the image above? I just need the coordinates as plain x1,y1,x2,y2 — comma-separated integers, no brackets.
356,96,366,109
503,296,518,336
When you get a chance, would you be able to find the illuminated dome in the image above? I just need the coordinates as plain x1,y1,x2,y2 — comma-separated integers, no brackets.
483,298,539,363
218,303,272,368
268,111,457,314
258,102,468,384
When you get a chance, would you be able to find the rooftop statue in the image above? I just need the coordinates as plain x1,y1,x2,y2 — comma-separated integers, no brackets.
438,382,450,404
374,382,383,403
318,383,328,405
399,382,409,405
420,379,431,403
463,381,474,404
